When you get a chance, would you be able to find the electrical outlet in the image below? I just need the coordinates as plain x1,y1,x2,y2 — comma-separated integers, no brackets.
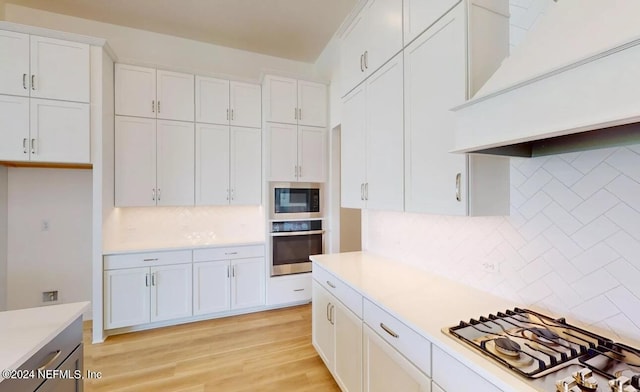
42,290,58,302
42,220,50,231
482,262,498,273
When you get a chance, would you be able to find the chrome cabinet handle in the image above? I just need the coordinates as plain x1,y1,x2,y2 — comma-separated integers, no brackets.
455,173,462,202
365,183,369,200
157,188,161,201
360,183,364,200
364,50,369,69
152,189,156,201
380,322,399,338
37,350,62,372
151,273,156,286
145,274,150,287
157,101,160,113
230,189,234,200
298,165,302,178
143,258,159,262
23,73,27,89
298,108,302,120
294,107,297,120
326,302,331,322
226,188,229,200
31,138,36,154
152,100,155,113
23,138,28,154
293,288,305,292
360,54,364,72
329,304,335,325
225,252,238,255
226,109,229,121
231,109,234,120
227,265,230,278
232,266,236,277
31,75,35,90
326,280,336,289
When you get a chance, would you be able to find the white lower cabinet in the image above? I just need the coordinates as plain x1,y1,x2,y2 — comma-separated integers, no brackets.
267,273,312,306
312,280,362,392
431,382,445,392
432,346,501,392
363,324,431,392
193,245,266,315
104,252,192,329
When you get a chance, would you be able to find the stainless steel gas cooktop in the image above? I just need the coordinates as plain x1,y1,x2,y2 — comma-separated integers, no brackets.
447,308,640,392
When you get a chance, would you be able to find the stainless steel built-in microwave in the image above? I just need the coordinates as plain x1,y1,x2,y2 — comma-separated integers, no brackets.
270,183,322,219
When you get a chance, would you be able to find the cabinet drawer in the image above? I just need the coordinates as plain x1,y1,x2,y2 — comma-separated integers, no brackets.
104,250,192,270
432,346,501,392
193,245,264,262
364,299,431,376
268,274,312,305
313,264,362,318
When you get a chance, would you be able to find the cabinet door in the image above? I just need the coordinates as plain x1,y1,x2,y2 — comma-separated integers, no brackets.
404,7,467,215
267,122,298,182
341,11,368,97
30,36,90,103
431,383,445,392
0,30,30,97
265,76,297,124
230,257,265,310
297,81,327,127
29,99,90,163
156,120,195,206
115,116,157,207
298,126,326,182
230,81,261,128
104,268,150,329
157,70,194,122
193,261,231,315
195,76,229,125
363,325,431,392
115,64,156,118
195,124,230,205
366,0,403,76
334,299,363,392
230,127,262,205
404,0,460,43
366,53,404,211
432,346,501,392
0,95,29,161
151,263,193,322
341,85,366,208
312,281,335,370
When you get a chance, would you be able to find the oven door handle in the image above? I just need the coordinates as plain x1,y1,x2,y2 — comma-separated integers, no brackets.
270,230,325,237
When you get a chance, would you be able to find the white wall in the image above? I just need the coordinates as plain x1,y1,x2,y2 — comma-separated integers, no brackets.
0,166,7,311
7,168,92,313
3,4,317,81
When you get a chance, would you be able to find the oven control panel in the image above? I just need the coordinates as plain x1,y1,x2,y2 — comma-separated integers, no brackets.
271,220,322,233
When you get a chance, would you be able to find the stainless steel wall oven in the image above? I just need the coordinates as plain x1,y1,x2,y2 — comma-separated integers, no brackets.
270,220,323,276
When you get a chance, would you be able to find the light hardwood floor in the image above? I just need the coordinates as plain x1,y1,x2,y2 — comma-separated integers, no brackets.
83,304,340,392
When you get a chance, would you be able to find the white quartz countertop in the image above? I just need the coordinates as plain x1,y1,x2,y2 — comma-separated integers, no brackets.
103,240,265,255
311,252,539,392
0,302,89,380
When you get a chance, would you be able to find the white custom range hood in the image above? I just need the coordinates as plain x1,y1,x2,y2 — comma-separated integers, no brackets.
453,0,640,157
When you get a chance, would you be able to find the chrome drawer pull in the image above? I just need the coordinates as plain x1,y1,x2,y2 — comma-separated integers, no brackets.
326,281,336,289
225,252,238,255
293,288,305,292
380,322,399,338
37,350,62,371
143,258,159,262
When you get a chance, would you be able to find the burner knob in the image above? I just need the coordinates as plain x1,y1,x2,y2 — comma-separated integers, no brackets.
609,376,639,392
633,375,640,389
556,376,581,392
573,368,598,389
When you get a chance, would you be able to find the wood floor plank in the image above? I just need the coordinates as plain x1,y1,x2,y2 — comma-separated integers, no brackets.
83,304,340,392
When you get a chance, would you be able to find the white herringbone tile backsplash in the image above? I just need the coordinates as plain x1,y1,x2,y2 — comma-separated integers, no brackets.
364,145,640,343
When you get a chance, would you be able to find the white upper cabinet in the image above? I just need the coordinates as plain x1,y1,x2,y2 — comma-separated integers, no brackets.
264,75,327,127
341,0,403,97
404,1,510,216
156,70,194,122
195,124,261,206
115,64,194,121
230,81,261,128
267,123,326,183
341,53,404,211
196,77,261,128
115,64,157,118
298,126,327,183
156,120,195,206
0,30,30,97
403,0,461,43
0,95,30,161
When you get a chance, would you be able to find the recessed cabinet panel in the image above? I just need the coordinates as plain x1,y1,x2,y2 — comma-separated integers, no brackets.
104,268,151,329
341,85,367,209
298,126,326,182
0,95,29,161
195,123,230,205
267,122,298,182
230,127,262,205
297,81,327,127
193,261,231,315
366,0,403,76
334,300,363,392
231,257,265,310
156,120,195,206
0,30,30,97
195,76,230,125
312,281,335,370
29,99,90,164
115,116,157,207
265,76,297,124
404,0,461,43
157,70,194,122
150,263,193,322
115,64,156,118
30,35,90,103
404,8,467,215
230,81,261,128
341,12,368,97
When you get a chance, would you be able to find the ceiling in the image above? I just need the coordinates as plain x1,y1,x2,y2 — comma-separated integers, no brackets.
3,0,357,62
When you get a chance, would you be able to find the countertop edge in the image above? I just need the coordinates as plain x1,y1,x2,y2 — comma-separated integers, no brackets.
103,240,266,255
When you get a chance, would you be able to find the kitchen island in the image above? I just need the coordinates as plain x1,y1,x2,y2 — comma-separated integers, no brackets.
311,252,538,392
0,302,88,390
